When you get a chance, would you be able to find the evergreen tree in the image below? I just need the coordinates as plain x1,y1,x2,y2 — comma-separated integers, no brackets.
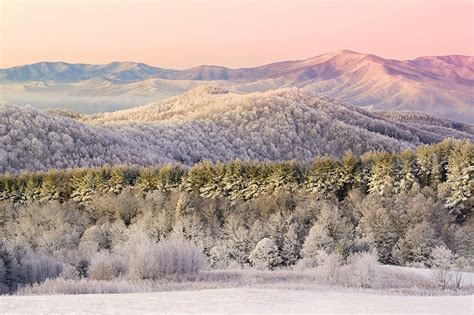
396,150,418,193
445,140,473,222
358,194,398,264
241,163,268,200
266,163,288,193
1,174,21,202
306,158,343,197
181,161,211,194
359,151,379,193
200,161,226,199
108,167,127,194
137,168,158,193
249,219,267,249
76,259,89,278
266,212,291,263
222,160,244,200
340,151,361,198
302,223,333,263
95,167,111,193
281,223,300,266
70,170,98,203
14,174,28,203
415,141,451,188
25,173,41,201
39,171,60,202
302,201,353,262
223,215,252,265
249,238,282,270
392,221,436,265
0,174,12,201
170,165,186,189
368,153,396,196
157,164,184,192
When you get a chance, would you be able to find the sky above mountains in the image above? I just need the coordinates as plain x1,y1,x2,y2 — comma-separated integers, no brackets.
1,0,473,69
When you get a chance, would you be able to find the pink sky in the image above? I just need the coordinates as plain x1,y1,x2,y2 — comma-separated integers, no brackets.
1,0,473,69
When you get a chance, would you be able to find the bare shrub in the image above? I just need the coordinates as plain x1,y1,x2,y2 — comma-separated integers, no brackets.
60,264,80,280
16,265,470,296
17,270,244,295
318,251,343,284
0,243,64,293
226,261,243,271
430,245,454,289
17,278,154,295
154,239,206,276
114,230,159,280
16,252,63,286
372,265,433,290
292,258,313,272
88,251,126,281
113,232,206,279
345,251,379,288
453,256,469,290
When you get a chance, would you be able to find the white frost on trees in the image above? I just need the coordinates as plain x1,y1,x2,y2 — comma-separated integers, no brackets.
2,87,468,173
249,238,282,270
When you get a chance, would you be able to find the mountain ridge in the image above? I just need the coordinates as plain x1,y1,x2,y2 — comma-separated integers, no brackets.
3,50,472,83
1,87,472,173
1,50,473,122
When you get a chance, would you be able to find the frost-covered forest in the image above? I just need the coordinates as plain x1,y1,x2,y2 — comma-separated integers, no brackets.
1,88,473,173
0,139,472,294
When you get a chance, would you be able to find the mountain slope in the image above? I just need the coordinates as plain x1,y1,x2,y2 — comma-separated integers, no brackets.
0,103,171,172
1,51,472,122
373,110,474,134
88,86,473,145
1,88,472,173
0,61,175,83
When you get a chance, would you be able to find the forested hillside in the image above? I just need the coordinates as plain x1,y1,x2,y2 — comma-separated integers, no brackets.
374,110,474,135
0,103,171,172
0,139,472,293
1,88,472,173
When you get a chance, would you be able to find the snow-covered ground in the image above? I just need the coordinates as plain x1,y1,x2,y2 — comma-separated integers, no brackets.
0,288,472,314
381,265,474,286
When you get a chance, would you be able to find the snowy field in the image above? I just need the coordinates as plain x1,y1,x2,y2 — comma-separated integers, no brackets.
2,267,473,314
0,288,473,314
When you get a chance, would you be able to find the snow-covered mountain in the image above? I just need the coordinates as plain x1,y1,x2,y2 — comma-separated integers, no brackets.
1,87,472,173
1,50,473,122
0,61,175,83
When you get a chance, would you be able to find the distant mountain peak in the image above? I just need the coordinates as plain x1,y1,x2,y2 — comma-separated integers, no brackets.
332,49,363,56
412,55,474,70
1,51,473,123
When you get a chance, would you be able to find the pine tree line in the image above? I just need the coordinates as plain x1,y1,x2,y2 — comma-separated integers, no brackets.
0,139,472,221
